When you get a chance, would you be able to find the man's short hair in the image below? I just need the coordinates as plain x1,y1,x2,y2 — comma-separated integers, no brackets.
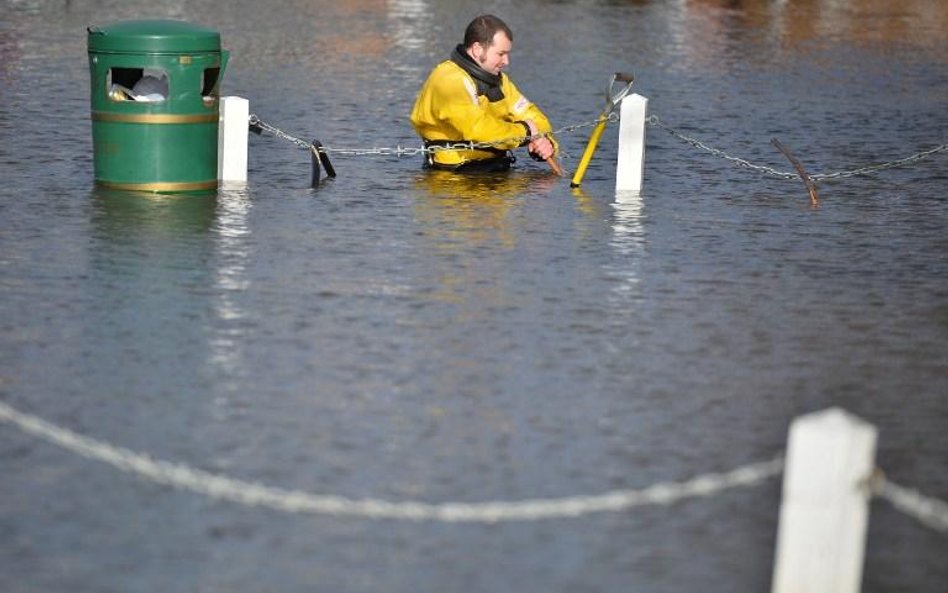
463,14,513,48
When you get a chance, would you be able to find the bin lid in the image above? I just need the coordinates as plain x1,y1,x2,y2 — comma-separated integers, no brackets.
88,19,220,53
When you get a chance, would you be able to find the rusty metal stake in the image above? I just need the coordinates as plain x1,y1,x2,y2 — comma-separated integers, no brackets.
772,138,820,207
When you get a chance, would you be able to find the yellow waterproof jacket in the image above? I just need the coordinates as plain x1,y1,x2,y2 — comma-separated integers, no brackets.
410,59,557,167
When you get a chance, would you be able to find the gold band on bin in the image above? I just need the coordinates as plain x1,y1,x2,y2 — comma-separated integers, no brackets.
96,180,218,192
92,112,218,124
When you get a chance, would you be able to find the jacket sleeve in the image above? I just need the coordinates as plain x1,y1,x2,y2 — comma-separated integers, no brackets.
502,77,559,155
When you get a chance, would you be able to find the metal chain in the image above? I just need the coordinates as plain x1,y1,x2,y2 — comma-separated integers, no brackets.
248,113,615,159
871,470,948,533
646,115,948,182
4,399,948,531
248,115,312,150
809,143,948,181
646,115,798,180
250,111,945,181
0,400,782,523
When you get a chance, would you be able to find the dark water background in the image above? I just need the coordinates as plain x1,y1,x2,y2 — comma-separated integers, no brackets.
1,1,946,591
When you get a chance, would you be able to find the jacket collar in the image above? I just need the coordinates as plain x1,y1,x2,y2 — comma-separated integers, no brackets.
450,44,505,102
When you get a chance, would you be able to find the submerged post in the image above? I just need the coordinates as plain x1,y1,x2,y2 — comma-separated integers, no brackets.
310,141,321,187
218,96,249,184
615,93,648,192
771,408,877,593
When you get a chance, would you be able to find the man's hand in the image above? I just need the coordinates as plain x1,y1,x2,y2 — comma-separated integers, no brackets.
523,119,555,160
528,136,555,161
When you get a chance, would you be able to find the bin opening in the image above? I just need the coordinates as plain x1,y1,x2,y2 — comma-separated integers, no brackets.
202,67,220,105
108,67,168,102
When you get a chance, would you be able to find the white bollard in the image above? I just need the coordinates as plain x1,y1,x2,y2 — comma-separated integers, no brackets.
615,93,648,192
218,96,249,184
771,408,878,593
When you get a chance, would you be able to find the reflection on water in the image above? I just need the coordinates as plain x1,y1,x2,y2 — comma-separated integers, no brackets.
210,187,253,391
413,168,557,200
410,170,555,306
680,0,948,48
611,190,647,256
412,170,557,246
387,0,435,53
90,187,218,237
608,190,647,308
88,186,255,401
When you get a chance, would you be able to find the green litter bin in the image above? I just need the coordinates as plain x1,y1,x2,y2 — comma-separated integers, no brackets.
88,19,229,192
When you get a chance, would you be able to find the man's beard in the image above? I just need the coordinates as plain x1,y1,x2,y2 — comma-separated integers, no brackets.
476,54,497,74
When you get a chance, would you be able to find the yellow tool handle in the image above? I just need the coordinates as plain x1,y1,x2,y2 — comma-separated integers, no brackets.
569,119,608,188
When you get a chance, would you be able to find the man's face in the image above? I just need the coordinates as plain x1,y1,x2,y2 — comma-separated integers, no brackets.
472,31,511,75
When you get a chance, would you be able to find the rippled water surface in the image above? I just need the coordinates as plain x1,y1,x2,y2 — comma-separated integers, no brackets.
1,1,946,592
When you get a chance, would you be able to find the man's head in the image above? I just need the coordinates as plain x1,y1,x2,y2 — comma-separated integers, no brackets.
463,15,513,76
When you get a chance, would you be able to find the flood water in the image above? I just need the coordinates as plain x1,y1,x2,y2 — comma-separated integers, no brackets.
1,1,946,591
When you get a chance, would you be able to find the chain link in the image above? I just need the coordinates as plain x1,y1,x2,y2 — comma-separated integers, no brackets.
646,115,948,183
249,115,312,150
250,111,945,182
248,113,615,159
4,399,948,531
871,470,948,533
0,400,782,523
809,143,948,181
646,115,798,180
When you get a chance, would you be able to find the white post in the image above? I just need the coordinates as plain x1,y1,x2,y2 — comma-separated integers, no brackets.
218,96,249,184
615,93,648,192
772,408,878,593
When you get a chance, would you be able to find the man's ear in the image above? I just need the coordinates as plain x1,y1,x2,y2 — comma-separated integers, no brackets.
470,42,484,60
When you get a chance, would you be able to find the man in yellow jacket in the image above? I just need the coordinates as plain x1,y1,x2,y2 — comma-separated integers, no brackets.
410,15,558,172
